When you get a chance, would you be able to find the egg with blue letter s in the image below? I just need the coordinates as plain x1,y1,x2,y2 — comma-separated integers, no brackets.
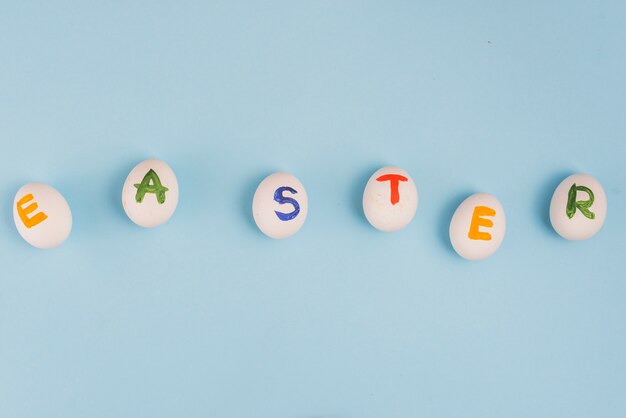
13,182,73,249
122,159,179,228
252,172,308,239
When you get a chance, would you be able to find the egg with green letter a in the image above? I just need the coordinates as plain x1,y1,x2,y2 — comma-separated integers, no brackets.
122,159,179,228
550,173,607,240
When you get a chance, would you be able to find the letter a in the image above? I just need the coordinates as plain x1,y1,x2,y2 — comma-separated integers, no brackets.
134,169,169,204
566,183,595,220
16,194,48,229
376,174,408,205
468,206,496,240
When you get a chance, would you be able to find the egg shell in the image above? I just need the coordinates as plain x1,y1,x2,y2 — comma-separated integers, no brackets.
13,183,72,249
122,159,179,228
362,166,418,232
550,173,607,240
449,193,506,260
252,172,308,239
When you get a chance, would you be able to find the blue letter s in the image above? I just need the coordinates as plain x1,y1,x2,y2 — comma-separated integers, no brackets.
274,186,300,221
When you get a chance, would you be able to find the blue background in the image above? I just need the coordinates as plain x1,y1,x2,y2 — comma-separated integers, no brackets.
1,1,625,417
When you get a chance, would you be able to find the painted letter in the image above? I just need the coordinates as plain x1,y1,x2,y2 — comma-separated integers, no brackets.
274,186,300,221
566,183,595,220
376,174,408,205
468,206,496,241
134,169,169,204
16,194,48,228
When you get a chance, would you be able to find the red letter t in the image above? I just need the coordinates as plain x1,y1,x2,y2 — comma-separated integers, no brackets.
376,174,408,205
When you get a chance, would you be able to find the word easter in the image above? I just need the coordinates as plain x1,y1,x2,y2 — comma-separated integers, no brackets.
11,160,608,260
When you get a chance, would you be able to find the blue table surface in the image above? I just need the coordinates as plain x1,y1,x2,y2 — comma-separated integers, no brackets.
1,2,625,417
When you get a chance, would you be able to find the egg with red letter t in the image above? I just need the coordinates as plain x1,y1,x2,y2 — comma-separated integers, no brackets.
449,193,506,260
122,159,179,228
252,172,308,239
550,173,607,240
362,166,418,232
13,183,73,249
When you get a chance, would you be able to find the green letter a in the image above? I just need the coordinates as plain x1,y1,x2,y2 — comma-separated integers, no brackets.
566,183,595,220
134,169,169,204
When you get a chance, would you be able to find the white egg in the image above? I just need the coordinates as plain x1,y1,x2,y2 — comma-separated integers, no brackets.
362,166,418,232
550,173,607,240
253,172,308,239
449,193,506,260
13,183,72,249
122,159,179,228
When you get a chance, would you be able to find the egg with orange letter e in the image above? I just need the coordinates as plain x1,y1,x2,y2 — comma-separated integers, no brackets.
449,193,506,260
13,183,73,249
362,166,418,232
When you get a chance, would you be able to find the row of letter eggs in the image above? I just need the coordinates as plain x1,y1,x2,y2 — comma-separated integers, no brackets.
13,161,606,260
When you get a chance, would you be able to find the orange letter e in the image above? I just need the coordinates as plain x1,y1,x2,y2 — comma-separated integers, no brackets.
468,206,495,241
16,194,48,229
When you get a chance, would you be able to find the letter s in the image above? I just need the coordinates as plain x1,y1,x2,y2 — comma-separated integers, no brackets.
274,186,300,221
